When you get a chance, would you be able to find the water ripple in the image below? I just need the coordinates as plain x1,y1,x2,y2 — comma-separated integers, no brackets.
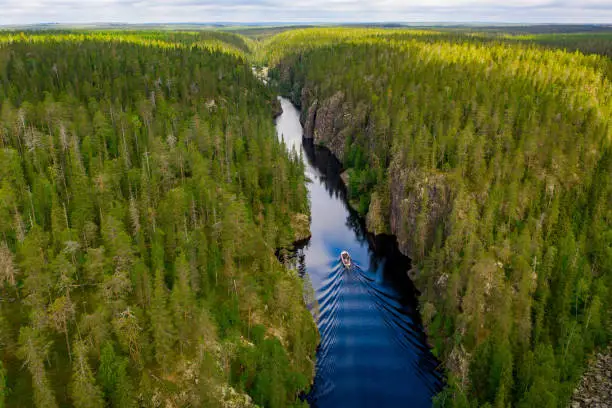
276,97,442,408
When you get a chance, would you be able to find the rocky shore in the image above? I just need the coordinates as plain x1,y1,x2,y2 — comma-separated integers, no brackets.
571,346,612,408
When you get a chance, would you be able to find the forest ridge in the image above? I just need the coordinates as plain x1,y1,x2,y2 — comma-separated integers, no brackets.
0,31,315,408
267,27,612,407
0,27,610,408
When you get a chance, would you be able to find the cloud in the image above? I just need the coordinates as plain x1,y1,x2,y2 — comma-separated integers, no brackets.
0,0,610,25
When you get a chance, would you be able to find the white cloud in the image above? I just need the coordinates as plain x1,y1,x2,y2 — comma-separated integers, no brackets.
0,0,610,25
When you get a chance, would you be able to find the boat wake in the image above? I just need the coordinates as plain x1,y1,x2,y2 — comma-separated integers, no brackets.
307,259,442,407
276,96,441,408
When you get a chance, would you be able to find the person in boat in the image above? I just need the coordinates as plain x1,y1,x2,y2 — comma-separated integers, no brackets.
340,251,351,268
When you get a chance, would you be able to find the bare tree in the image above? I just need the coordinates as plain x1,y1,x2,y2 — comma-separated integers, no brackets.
0,242,18,287
48,296,76,360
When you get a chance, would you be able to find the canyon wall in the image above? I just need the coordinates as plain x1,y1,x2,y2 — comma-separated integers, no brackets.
297,81,452,262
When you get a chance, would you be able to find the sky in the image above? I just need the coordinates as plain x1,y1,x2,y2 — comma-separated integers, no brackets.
1,0,611,25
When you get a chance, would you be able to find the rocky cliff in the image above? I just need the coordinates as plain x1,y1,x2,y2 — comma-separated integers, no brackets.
388,162,452,261
300,88,349,162
297,83,453,261
571,346,612,408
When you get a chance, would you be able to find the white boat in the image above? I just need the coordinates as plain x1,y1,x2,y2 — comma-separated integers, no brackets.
340,251,351,268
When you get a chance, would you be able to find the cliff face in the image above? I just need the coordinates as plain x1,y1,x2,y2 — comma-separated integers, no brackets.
297,83,453,261
389,163,452,260
301,89,349,161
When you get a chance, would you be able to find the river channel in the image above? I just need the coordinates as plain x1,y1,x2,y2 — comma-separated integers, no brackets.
275,97,442,407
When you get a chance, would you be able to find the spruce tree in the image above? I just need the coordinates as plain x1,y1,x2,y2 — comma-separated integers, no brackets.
70,341,104,408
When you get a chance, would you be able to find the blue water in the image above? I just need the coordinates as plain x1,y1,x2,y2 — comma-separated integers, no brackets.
276,97,442,408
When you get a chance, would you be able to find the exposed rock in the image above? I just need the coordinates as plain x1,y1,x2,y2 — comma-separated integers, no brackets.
252,65,269,85
296,81,453,264
389,162,453,261
446,345,471,391
407,266,419,281
303,90,348,160
218,384,259,408
340,170,350,186
571,346,612,408
299,85,315,124
278,63,293,92
291,213,311,242
271,97,283,119
303,99,318,139
205,99,216,110
366,192,389,235
300,86,370,163
336,170,358,211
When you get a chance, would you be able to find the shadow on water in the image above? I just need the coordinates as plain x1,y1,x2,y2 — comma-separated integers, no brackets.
301,139,421,300
276,97,443,407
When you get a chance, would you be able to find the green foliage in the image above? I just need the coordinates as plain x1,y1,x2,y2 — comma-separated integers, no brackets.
5,25,609,408
522,32,612,60
98,342,136,408
0,31,316,407
0,360,6,408
269,27,612,407
17,327,57,408
70,341,104,408
231,326,311,408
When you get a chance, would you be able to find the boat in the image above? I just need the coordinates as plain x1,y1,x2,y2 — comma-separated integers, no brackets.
340,251,351,268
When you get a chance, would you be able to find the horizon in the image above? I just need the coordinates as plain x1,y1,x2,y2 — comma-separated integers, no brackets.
2,21,612,28
1,0,612,26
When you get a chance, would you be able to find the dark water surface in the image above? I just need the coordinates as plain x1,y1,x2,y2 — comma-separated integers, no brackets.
275,98,442,407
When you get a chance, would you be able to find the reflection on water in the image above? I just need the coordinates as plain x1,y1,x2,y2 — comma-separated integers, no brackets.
276,97,442,407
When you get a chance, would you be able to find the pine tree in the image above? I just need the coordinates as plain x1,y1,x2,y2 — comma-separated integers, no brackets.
17,327,58,408
48,296,75,359
0,241,17,288
70,341,104,408
170,252,195,354
97,342,135,408
150,269,176,369
0,360,6,408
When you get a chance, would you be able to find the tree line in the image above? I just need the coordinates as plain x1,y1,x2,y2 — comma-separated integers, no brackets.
0,32,316,407
267,27,612,407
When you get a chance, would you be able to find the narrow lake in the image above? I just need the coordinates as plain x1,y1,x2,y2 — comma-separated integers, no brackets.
275,97,443,407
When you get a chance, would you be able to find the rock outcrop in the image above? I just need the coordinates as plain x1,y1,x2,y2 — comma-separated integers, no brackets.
296,84,453,261
366,192,389,235
271,97,283,119
389,163,453,260
571,347,612,408
291,213,312,243
301,90,349,161
302,98,318,140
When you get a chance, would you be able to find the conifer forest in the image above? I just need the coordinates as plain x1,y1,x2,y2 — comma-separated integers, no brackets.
0,25,610,408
